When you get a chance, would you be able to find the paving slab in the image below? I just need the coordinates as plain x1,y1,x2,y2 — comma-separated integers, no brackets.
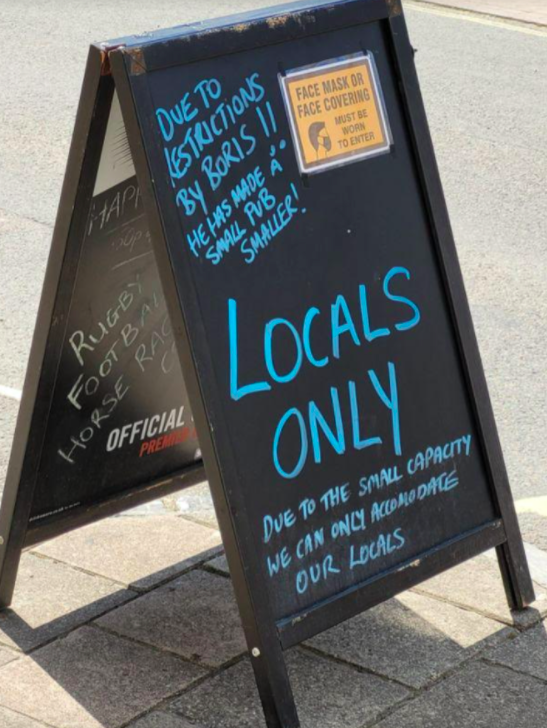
0,646,18,668
130,712,206,728
172,482,218,529
375,660,547,728
308,590,514,688
524,542,547,588
519,513,547,553
0,552,133,653
34,514,222,591
0,706,49,728
483,542,547,590
487,622,547,682
172,649,409,728
97,569,246,667
205,554,229,576
414,553,547,626
0,625,205,728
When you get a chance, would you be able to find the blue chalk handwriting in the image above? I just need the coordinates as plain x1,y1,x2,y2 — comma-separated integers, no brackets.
228,298,271,401
154,72,305,268
349,528,406,570
263,508,297,544
368,362,401,456
267,546,292,577
270,362,401,480
407,434,472,475
264,318,304,384
320,483,351,511
273,407,308,479
331,294,361,359
296,554,341,594
296,528,325,559
227,267,420,401
330,508,367,540
370,469,459,524
383,267,421,331
261,436,474,596
358,466,404,497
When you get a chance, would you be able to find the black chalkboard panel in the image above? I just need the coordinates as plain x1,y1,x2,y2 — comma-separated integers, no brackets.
122,11,496,620
107,1,533,723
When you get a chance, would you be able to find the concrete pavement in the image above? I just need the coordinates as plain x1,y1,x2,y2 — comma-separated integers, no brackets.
0,1,546,726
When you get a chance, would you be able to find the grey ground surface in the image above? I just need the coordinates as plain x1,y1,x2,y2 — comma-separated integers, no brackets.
413,0,547,26
0,1,545,727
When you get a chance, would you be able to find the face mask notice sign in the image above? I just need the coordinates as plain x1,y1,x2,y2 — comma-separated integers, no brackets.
280,53,392,174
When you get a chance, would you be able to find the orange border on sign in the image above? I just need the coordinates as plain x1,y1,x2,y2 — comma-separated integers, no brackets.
280,54,392,174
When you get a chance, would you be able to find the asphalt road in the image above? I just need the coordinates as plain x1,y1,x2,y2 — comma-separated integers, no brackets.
0,1,545,544
415,0,547,26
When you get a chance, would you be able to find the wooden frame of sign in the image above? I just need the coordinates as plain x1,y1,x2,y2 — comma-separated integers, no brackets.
0,1,534,725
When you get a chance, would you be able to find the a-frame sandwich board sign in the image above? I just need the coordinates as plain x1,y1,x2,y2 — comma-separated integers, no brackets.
0,0,535,726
